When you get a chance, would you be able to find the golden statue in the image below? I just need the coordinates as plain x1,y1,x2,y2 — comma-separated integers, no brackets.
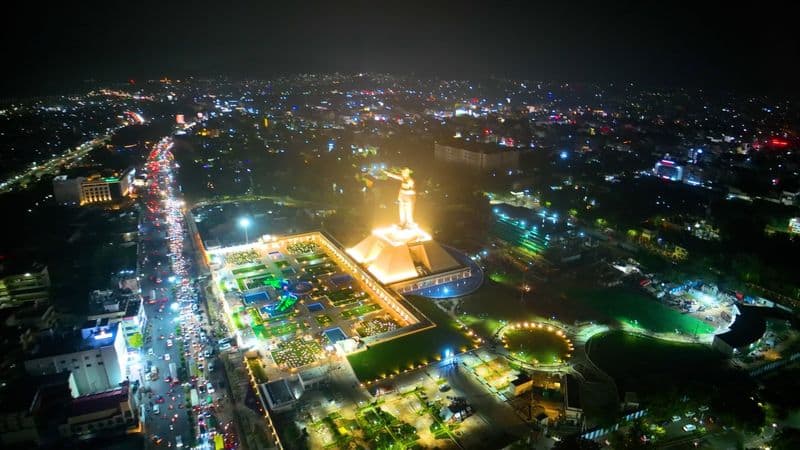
383,168,416,228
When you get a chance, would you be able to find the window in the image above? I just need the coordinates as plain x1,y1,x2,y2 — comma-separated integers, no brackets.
96,354,101,358
98,361,104,365
86,364,92,367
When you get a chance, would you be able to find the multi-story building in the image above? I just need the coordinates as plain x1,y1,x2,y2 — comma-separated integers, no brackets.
0,261,50,309
87,289,146,345
0,374,135,447
434,141,520,171
24,321,128,396
52,168,135,206
52,175,83,205
0,372,74,448
59,384,136,441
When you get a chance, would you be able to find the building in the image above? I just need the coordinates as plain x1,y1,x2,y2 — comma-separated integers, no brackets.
59,383,136,441
654,159,684,181
508,373,534,397
52,168,135,206
0,372,73,448
52,175,83,205
789,218,800,235
0,261,50,309
24,321,128,396
0,375,135,448
434,141,520,170
87,289,146,345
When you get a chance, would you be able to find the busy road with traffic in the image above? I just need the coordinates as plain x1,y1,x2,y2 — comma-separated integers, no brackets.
138,137,238,450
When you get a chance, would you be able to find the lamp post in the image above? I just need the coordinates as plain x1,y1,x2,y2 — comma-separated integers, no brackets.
239,217,251,244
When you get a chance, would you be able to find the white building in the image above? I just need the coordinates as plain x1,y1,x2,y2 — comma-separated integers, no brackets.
24,322,128,396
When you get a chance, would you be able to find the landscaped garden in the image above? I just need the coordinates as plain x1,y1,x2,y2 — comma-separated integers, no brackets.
502,326,571,365
227,249,260,265
296,253,327,264
347,295,475,382
271,339,324,368
304,262,336,277
287,241,320,255
356,406,419,449
356,316,399,337
315,314,333,327
341,303,381,319
231,264,267,275
326,288,368,306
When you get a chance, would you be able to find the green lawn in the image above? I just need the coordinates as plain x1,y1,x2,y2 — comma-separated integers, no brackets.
341,303,381,319
231,264,267,275
588,331,728,398
253,322,301,339
296,253,327,264
569,287,715,334
504,328,570,364
460,282,715,335
347,295,474,382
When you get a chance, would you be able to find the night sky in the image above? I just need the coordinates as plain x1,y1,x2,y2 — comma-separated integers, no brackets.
3,1,798,95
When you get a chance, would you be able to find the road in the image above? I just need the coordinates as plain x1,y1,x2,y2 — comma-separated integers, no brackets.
138,137,239,450
0,128,125,194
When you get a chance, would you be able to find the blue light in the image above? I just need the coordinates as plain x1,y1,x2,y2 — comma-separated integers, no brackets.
559,151,568,160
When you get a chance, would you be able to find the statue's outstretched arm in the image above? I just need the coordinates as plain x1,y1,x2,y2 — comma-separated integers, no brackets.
383,170,403,181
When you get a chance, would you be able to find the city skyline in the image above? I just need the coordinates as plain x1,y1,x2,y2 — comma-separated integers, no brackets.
2,1,799,96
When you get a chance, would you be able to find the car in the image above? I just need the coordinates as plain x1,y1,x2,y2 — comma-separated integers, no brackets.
153,404,160,415
685,411,695,418
148,348,155,356
156,395,166,403
175,435,184,448
672,415,682,422
166,339,173,347
439,384,451,392
682,424,697,432
698,405,710,412
164,354,171,361
207,382,215,393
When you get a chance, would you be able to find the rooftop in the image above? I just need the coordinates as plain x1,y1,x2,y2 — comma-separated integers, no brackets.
69,383,129,417
27,322,120,359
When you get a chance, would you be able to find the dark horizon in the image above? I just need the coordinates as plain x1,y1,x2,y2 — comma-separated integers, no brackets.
3,1,799,97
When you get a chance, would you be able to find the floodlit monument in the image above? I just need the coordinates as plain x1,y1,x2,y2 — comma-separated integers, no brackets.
348,168,473,290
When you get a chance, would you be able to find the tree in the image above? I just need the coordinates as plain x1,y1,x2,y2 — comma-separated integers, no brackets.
127,332,143,348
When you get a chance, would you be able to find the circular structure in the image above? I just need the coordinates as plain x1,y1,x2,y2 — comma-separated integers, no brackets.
290,281,314,296
500,322,573,365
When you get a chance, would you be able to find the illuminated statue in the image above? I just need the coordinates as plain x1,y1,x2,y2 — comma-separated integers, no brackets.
383,168,416,228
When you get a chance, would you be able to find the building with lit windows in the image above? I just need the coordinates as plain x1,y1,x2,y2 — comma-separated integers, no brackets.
434,141,520,170
0,260,50,309
53,168,135,206
87,289,146,345
653,159,684,181
24,321,128,396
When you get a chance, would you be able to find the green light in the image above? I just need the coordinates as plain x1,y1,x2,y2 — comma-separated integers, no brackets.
103,177,119,183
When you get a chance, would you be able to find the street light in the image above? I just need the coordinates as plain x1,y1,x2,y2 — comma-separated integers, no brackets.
239,217,251,244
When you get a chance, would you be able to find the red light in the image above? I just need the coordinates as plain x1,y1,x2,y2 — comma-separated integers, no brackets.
769,138,789,147
659,160,675,166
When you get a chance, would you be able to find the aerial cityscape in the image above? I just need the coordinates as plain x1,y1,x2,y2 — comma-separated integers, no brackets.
1,2,799,450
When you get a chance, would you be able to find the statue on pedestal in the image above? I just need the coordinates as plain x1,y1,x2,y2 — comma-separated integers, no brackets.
383,168,416,228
